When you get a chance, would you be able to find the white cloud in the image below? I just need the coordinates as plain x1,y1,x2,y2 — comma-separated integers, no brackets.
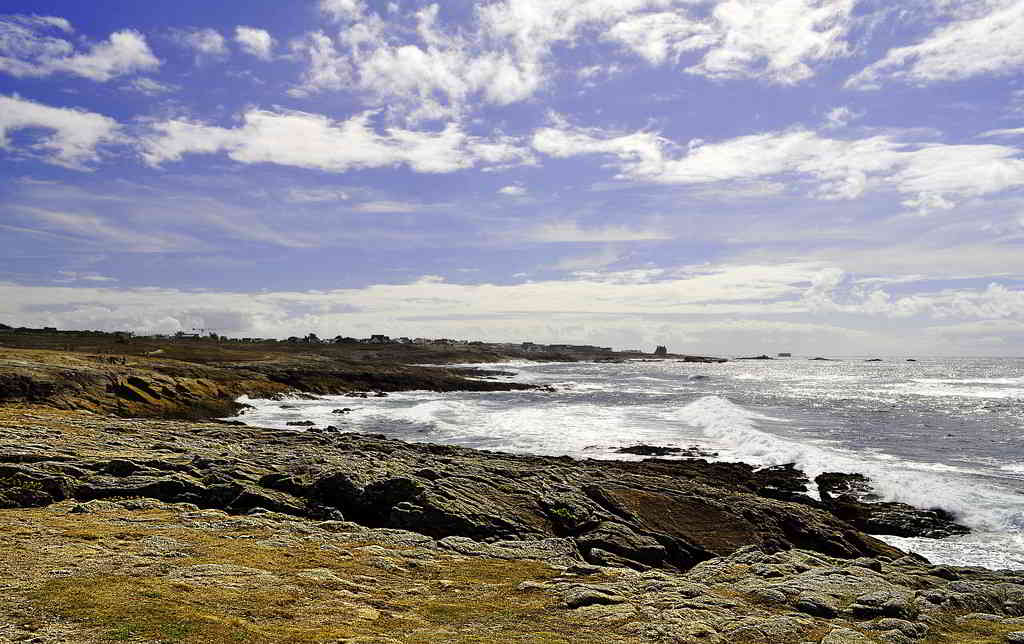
55,271,117,283
524,220,670,243
688,0,856,84
552,246,624,271
288,32,349,97
532,124,1024,212
979,127,1024,139
320,0,367,22
5,262,1024,354
0,15,159,81
806,277,1024,322
140,108,533,174
0,94,122,168
352,200,424,213
123,77,177,96
286,187,351,203
235,26,274,59
290,0,857,124
14,205,192,252
823,106,861,129
846,1,1024,89
606,11,716,65
498,184,527,196
175,27,228,58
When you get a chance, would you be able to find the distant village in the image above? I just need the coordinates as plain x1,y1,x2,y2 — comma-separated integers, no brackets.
0,323,642,355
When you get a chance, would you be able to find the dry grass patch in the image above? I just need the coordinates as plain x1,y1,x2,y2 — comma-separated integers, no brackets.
923,617,1024,643
23,508,627,643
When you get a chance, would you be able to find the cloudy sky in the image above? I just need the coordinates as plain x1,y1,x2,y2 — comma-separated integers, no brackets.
1,0,1023,355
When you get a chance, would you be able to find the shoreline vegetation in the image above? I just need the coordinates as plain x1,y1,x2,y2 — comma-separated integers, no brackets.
2,331,1023,642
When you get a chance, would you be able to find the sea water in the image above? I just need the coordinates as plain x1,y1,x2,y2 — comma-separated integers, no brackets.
231,356,1024,570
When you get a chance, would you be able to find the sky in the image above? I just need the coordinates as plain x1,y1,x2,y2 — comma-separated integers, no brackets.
1,0,1023,356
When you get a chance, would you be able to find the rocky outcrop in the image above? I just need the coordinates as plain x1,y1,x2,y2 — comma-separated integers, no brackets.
0,409,914,574
7,498,1023,643
816,472,970,539
0,349,535,419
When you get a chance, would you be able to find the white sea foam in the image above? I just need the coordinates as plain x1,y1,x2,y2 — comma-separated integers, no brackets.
892,380,1024,399
878,533,1024,569
675,395,1024,534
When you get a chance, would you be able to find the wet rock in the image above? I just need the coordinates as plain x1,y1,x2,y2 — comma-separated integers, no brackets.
816,472,970,539
614,445,684,457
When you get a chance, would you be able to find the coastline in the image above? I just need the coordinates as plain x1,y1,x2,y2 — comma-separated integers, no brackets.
2,344,1024,642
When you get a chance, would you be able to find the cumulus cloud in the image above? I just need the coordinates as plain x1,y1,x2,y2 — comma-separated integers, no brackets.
139,108,533,173
606,11,716,65
532,123,1024,212
806,276,1024,322
291,0,858,124
685,0,856,84
0,14,159,81
0,94,122,168
174,27,228,59
823,106,861,129
4,262,1024,354
234,26,274,59
846,1,1024,89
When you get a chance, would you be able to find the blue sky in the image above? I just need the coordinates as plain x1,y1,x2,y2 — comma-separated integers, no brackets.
2,0,1024,355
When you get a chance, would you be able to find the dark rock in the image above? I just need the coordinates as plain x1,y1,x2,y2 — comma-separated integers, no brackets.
794,595,839,618
331,408,355,414
615,444,684,457
576,521,668,568
286,420,315,426
0,465,70,508
816,472,969,538
816,472,879,504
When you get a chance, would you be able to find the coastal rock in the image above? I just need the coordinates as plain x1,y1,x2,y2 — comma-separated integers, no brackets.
816,472,970,538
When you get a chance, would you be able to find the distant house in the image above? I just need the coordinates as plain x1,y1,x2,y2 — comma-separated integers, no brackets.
778,352,792,357
368,334,391,344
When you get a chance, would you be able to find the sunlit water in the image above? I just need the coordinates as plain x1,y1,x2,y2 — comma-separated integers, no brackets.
230,356,1024,569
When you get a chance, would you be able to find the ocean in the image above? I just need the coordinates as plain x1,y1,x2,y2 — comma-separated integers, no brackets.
231,356,1024,570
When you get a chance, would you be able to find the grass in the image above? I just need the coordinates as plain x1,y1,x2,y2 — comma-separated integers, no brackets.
24,508,628,644
923,617,1024,643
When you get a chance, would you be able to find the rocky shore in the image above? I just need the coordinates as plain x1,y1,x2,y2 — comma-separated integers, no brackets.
0,346,1022,642
0,346,535,419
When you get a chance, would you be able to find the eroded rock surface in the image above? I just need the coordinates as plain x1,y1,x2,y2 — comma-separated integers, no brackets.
0,408,911,574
